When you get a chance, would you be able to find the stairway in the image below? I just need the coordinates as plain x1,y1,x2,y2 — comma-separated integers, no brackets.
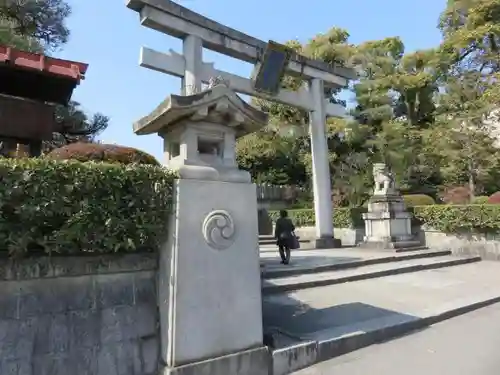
260,246,500,375
262,250,479,294
259,234,310,246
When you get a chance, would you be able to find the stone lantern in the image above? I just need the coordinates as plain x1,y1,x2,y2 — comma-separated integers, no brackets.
134,83,267,183
133,83,270,375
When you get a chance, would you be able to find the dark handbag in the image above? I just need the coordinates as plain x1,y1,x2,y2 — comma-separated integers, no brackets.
290,232,300,250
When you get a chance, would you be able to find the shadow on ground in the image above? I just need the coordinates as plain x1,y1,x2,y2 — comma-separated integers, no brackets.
262,291,421,349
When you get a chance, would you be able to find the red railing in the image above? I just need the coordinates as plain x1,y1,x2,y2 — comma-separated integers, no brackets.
0,45,88,83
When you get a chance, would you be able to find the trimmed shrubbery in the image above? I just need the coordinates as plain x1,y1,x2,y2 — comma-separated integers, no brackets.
46,142,160,166
269,207,367,229
0,158,175,257
413,205,500,232
270,204,500,233
402,194,435,206
440,186,471,204
472,196,489,204
487,192,500,204
472,195,489,204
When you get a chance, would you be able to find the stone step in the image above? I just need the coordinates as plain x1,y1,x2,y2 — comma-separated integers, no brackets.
259,234,310,246
359,240,427,251
262,255,481,295
259,238,310,245
259,235,275,240
390,240,422,248
260,244,317,253
263,260,500,375
394,245,429,253
261,249,451,278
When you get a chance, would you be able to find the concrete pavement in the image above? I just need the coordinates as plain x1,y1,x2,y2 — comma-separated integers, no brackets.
264,260,500,343
265,259,500,374
293,302,500,374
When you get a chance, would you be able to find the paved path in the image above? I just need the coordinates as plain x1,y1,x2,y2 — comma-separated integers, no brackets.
263,260,500,342
294,302,500,375
260,247,413,272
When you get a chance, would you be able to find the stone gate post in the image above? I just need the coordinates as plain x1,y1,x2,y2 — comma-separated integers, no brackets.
133,83,269,375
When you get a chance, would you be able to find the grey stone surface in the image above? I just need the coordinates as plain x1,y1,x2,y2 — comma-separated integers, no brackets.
296,226,500,262
0,253,157,281
162,346,270,375
312,237,341,249
273,342,317,375
260,248,450,277
0,254,159,375
417,227,500,261
264,260,500,374
160,179,264,367
292,302,500,375
264,261,500,341
263,260,500,344
126,0,355,80
262,255,480,294
294,227,364,247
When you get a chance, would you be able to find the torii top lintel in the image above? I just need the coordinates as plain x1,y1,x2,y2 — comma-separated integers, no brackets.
126,0,356,85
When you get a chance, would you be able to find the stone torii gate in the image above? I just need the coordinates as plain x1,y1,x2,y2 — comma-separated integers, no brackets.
127,0,356,248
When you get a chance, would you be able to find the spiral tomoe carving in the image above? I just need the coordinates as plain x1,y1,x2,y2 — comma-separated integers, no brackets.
202,210,236,250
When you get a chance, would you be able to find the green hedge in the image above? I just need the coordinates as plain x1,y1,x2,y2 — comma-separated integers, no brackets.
270,204,500,233
403,194,435,206
269,207,367,229
412,205,500,232
0,158,175,256
472,196,489,204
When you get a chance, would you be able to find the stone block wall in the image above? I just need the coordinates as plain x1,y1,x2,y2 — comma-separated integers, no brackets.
0,253,159,375
416,228,500,261
296,225,500,261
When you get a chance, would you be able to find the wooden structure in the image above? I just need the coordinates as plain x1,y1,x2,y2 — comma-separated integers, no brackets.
0,45,88,156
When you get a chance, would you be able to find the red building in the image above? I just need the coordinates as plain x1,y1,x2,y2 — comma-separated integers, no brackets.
0,45,88,156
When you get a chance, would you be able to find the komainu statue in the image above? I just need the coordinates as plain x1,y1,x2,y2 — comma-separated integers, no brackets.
373,163,396,195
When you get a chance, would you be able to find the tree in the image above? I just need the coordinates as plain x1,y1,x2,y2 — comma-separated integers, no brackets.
239,29,355,189
238,0,500,204
252,40,308,127
253,28,354,127
351,37,403,130
236,128,308,186
424,117,500,198
439,0,500,74
326,119,373,206
392,49,439,127
45,101,109,151
0,1,109,152
0,0,70,52
0,18,42,52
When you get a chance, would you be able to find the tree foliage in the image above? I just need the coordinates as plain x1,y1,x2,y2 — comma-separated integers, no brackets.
0,0,70,51
0,0,109,151
238,0,500,205
45,101,109,151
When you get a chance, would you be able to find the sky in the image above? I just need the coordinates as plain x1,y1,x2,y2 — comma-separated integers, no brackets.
58,0,446,162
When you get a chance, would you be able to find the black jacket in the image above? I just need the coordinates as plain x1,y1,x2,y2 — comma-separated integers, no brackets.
274,217,295,239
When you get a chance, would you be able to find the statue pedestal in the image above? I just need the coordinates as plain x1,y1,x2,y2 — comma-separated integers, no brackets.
159,179,267,374
313,236,342,249
361,194,419,249
361,163,421,250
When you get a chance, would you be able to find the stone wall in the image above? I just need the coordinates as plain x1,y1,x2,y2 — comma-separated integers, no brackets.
295,226,500,260
415,227,500,261
294,227,364,247
0,253,159,375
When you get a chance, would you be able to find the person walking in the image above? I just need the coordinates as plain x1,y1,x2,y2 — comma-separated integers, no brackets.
274,210,295,265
